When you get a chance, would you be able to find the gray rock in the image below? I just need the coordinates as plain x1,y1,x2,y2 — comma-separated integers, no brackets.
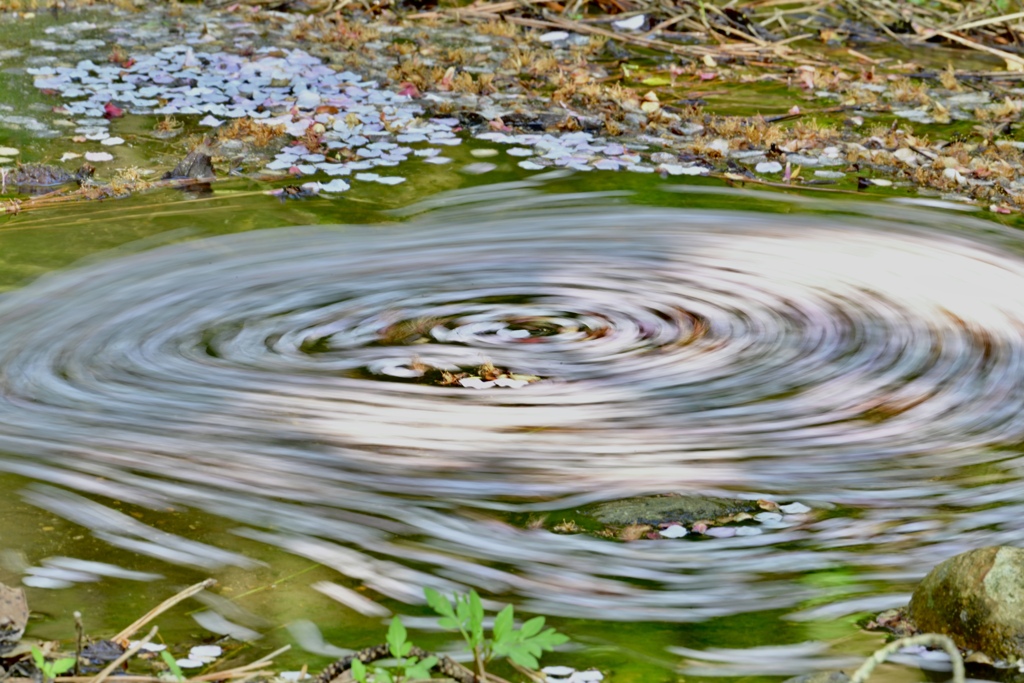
908,546,1024,661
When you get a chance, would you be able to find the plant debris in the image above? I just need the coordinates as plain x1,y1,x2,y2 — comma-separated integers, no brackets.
2,0,1024,213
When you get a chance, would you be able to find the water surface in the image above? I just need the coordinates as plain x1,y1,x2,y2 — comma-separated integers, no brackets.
1,183,1023,681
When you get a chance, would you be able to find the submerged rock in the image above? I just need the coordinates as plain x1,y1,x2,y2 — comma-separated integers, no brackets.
589,494,764,526
540,493,793,541
908,546,1024,662
2,163,93,193
163,149,216,180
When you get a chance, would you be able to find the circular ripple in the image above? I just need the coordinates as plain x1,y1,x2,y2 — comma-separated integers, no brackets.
2,198,1024,620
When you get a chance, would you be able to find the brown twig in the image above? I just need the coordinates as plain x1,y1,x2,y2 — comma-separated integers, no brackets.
113,579,216,645
932,9,1024,35
89,626,158,683
1,177,221,217
850,634,964,683
932,29,1024,70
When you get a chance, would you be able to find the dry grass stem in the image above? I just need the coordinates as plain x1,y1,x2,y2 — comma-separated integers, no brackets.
113,579,216,644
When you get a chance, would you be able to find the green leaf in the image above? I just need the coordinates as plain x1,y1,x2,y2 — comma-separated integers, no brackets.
493,604,514,643
50,659,76,676
437,616,460,630
376,667,393,683
424,587,456,619
467,591,484,622
641,76,672,86
31,646,45,669
520,616,545,638
539,628,570,648
350,659,367,683
160,651,185,682
455,595,471,624
405,655,437,680
387,616,411,658
467,590,485,646
508,649,539,669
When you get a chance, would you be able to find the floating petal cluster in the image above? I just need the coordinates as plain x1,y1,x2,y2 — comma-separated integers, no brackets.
28,44,460,188
17,9,714,188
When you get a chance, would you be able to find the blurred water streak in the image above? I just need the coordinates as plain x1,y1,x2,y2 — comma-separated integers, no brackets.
0,193,1022,621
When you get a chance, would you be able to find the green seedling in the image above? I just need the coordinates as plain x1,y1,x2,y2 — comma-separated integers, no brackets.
160,649,186,681
349,617,437,683
31,645,77,683
424,588,568,679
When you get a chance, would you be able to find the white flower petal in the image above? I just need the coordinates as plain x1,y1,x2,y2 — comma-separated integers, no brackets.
319,179,350,193
176,659,204,669
659,525,688,538
612,14,645,30
189,645,222,660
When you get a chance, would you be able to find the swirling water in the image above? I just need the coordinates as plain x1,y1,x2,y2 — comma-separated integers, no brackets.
2,188,1024,673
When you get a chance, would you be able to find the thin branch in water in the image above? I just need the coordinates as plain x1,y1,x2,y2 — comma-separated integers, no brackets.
851,634,965,683
113,579,216,644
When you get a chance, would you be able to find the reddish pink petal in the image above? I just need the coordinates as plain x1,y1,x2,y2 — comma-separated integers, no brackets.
103,101,124,119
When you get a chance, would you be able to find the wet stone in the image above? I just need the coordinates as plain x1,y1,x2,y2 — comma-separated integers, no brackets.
2,163,93,193
589,494,764,527
163,150,216,180
81,639,126,665
908,546,1024,663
